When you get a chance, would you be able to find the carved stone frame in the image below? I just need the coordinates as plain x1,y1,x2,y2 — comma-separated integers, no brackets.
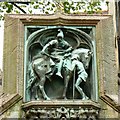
3,13,119,117
24,25,97,102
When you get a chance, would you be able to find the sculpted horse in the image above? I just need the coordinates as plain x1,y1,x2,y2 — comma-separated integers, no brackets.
62,48,92,99
27,48,92,100
72,48,92,69
27,53,54,100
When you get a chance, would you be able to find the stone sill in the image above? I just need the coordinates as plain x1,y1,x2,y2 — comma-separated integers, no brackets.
22,100,100,110
21,100,101,119
0,93,22,115
100,94,120,113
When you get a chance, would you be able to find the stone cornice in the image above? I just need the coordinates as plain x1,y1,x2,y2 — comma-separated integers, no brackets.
0,93,22,115
22,100,100,109
5,12,112,26
100,94,120,113
21,100,101,119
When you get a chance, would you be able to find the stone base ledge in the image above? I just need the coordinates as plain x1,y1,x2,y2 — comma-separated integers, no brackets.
22,100,100,108
100,94,120,112
0,93,22,115
22,100,100,119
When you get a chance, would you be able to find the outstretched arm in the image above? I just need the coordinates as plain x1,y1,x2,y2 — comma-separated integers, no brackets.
41,40,58,53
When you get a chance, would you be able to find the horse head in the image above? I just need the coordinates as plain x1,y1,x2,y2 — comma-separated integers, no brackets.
72,48,93,69
81,50,92,69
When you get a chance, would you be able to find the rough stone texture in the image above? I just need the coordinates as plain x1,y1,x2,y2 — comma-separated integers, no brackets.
0,69,3,93
99,99,118,118
3,16,24,96
0,99,23,119
96,16,119,117
95,16,119,117
0,93,22,114
101,17,118,95
3,17,18,94
96,16,118,95
2,13,119,118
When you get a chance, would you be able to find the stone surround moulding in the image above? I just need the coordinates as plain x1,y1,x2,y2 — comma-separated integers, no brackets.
0,94,22,115
3,12,119,118
6,12,111,26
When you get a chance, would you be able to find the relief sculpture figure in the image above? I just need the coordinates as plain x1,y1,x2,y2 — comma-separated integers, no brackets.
41,29,74,99
27,53,54,100
41,29,73,78
27,28,92,100
62,48,92,99
71,54,89,100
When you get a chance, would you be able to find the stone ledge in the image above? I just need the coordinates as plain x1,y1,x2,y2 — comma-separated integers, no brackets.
0,93,22,115
22,100,100,108
22,100,100,119
100,94,120,113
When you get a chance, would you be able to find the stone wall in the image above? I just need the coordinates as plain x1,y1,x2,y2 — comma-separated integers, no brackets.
3,15,24,96
1,13,119,119
0,69,2,93
0,99,23,119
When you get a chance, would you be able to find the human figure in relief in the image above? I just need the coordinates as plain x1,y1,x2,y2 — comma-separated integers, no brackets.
41,29,73,78
71,54,89,100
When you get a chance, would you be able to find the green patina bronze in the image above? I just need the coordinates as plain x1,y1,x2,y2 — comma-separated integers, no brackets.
24,27,96,101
